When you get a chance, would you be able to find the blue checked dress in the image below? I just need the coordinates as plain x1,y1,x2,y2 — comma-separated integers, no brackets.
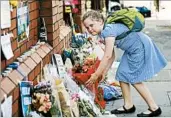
100,23,167,84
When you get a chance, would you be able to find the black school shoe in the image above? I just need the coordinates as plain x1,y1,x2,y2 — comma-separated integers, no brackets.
111,105,136,114
137,107,162,117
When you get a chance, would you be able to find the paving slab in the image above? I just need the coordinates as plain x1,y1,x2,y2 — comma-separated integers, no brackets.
105,82,171,117
147,70,171,82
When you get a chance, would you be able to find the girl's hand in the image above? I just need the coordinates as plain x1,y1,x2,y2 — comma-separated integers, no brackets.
85,73,99,86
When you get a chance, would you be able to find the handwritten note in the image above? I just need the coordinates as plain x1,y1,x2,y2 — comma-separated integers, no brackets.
1,34,14,60
1,0,11,29
1,96,12,117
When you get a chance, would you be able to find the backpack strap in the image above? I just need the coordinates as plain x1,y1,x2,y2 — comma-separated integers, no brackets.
116,30,132,40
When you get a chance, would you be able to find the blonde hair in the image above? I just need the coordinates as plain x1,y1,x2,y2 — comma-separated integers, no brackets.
82,10,104,22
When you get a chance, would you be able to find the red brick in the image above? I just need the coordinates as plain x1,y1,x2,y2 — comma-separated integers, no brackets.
29,34,34,40
56,14,60,21
30,21,33,30
53,7,58,15
36,1,40,9
44,17,53,25
42,57,46,66
1,77,16,95
34,63,41,77
13,110,20,117
1,75,3,81
1,59,6,71
47,25,54,32
19,39,28,47
29,20,33,29
20,43,27,54
40,1,52,8
54,45,61,54
34,28,38,36
34,10,39,19
28,70,35,81
52,46,57,54
26,40,33,50
54,22,59,30
46,53,51,64
6,57,14,66
11,8,17,18
40,8,52,17
53,15,57,23
56,29,60,37
59,39,64,49
12,99,19,115
9,19,17,30
58,6,63,13
0,89,6,102
29,11,34,21
32,19,38,29
33,78,38,86
47,33,53,41
49,37,59,47
59,19,65,26
29,29,35,38
30,1,37,11
59,12,63,20
12,86,19,102
11,39,18,51
12,28,17,39
56,0,59,6
8,70,24,85
59,49,63,54
53,31,58,39
52,0,57,7
34,35,38,42
32,38,37,45
59,0,63,7
14,48,21,60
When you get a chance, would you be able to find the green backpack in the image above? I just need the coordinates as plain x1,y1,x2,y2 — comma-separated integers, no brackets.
105,8,145,40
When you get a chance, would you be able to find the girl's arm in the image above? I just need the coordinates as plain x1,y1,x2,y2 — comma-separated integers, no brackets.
103,49,115,74
85,36,115,85
93,36,115,76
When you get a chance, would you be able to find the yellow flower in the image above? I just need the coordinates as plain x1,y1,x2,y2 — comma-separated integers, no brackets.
10,0,18,7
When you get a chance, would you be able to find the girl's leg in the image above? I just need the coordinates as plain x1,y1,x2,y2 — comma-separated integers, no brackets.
111,81,136,114
118,81,134,109
132,82,158,111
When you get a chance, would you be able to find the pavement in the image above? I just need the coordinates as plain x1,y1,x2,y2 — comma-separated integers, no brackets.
105,12,171,117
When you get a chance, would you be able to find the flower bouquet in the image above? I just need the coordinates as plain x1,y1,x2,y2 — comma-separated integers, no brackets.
31,81,61,117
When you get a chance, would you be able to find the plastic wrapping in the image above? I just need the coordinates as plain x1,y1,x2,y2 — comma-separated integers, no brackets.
78,89,102,117
55,79,73,117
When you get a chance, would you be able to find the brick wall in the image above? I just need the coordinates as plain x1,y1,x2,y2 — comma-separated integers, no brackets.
39,0,72,54
1,0,39,71
0,0,72,117
0,1,41,116
73,0,86,33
